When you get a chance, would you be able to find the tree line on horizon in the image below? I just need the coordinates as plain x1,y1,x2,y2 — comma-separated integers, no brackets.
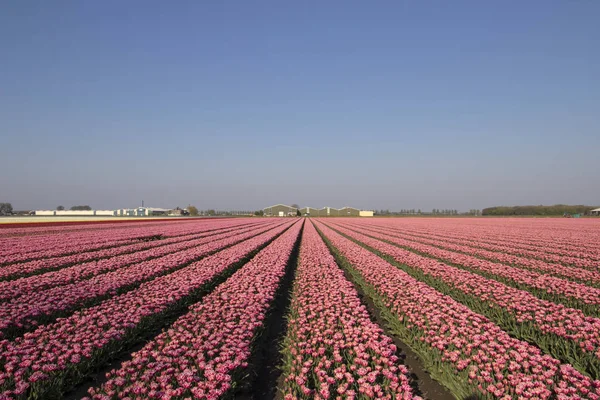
482,205,598,216
375,209,479,215
0,203,13,216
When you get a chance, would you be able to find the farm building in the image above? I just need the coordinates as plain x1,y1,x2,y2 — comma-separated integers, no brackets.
591,208,600,216
263,204,298,217
299,207,319,216
320,207,340,217
35,210,116,216
169,208,190,216
116,207,170,217
339,207,360,217
263,204,374,217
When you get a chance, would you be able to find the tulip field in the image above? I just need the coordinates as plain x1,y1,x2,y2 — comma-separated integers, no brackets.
0,218,599,399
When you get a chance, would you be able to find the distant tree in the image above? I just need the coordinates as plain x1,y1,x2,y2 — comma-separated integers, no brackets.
418,209,421,214
57,205,65,211
187,206,199,216
70,205,92,211
254,210,264,216
296,209,301,217
482,205,596,216
206,209,216,216
0,203,13,215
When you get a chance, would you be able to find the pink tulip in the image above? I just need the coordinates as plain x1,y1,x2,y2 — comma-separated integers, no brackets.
314,219,600,399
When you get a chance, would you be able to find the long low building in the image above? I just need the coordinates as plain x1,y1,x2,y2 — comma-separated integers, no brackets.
116,207,171,216
263,204,298,217
35,210,117,216
266,204,374,217
35,207,175,217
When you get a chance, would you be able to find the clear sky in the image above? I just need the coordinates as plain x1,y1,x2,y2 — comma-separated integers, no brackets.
1,1,598,211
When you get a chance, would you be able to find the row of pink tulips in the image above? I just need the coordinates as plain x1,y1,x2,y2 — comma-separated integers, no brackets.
351,221,600,275
368,218,600,259
85,220,303,400
0,221,181,259
0,220,298,399
327,222,600,377
0,218,214,240
0,221,273,301
382,223,600,268
0,219,180,237
280,221,418,400
0,219,260,264
0,221,284,337
315,220,600,399
338,222,600,307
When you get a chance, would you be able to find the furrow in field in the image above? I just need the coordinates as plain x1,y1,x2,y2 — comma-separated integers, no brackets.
349,221,600,274
369,219,600,257
337,221,600,310
279,221,419,399
84,220,303,400
347,221,600,281
324,221,600,379
0,220,298,399
390,220,600,260
0,221,286,340
0,221,272,300
387,224,600,267
0,223,175,261
0,219,261,266
314,220,600,399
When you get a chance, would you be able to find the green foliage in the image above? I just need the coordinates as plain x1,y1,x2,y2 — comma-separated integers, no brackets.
57,205,65,211
482,205,598,216
0,203,13,215
187,206,199,216
70,205,92,211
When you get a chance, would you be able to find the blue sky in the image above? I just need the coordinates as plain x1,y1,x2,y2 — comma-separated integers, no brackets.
1,1,598,211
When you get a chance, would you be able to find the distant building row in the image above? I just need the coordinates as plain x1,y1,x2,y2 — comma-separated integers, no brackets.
34,207,188,217
263,204,374,217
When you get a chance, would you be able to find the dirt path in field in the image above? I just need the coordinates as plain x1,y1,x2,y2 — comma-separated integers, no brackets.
338,267,456,400
236,220,304,400
62,223,297,400
315,221,456,400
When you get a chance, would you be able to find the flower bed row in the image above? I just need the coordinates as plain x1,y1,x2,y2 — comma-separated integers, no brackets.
0,221,273,301
0,219,261,265
280,221,418,400
0,221,179,260
0,221,285,339
355,218,600,260
314,220,600,399
328,222,600,378
85,220,303,400
0,220,299,399
380,223,600,269
337,221,600,309
374,219,600,261
345,221,600,283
